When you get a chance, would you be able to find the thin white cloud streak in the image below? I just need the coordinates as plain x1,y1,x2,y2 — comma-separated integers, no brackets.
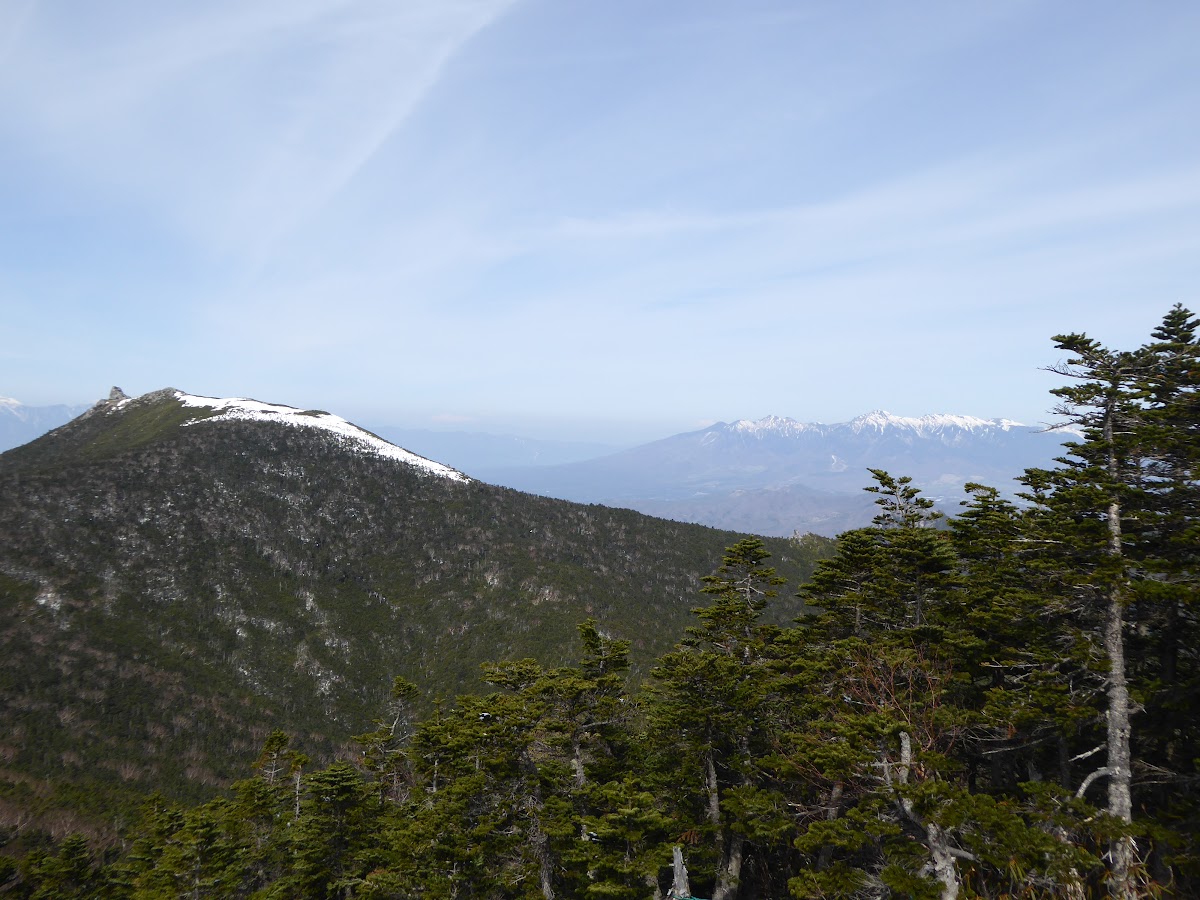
223,2,520,271
340,149,1196,421
0,0,519,260
518,142,1200,247
205,147,1200,360
36,2,353,114
471,155,1200,319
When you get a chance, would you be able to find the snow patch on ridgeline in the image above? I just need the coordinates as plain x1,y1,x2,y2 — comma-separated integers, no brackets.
846,410,1023,435
175,392,469,482
730,416,824,437
726,411,1025,439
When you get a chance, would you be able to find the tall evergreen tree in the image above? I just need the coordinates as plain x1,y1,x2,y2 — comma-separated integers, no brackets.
1019,306,1200,896
1123,305,1200,885
946,484,1093,791
645,538,789,900
800,470,955,640
1022,346,1141,895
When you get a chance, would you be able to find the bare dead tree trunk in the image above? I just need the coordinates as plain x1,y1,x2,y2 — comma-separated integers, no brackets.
571,739,586,790
292,768,303,819
518,751,557,900
1104,580,1136,897
704,751,744,900
572,738,590,841
925,822,959,900
534,827,555,900
713,833,745,900
1102,407,1136,900
816,782,844,871
705,750,724,859
668,846,691,899
892,731,961,900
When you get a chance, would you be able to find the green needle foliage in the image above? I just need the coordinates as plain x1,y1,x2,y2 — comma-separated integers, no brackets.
3,307,1197,898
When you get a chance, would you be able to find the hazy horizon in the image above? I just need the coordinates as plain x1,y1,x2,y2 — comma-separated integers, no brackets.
3,384,1077,449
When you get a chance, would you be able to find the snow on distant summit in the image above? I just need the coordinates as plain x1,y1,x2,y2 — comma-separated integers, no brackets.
175,392,469,482
393,407,1073,537
730,415,823,438
844,410,1023,435
1,397,93,453
726,411,1024,440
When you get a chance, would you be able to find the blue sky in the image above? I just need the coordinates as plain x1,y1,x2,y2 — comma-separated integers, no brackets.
3,1,1198,442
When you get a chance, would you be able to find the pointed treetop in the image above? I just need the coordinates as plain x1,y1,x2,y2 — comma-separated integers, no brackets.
865,469,941,528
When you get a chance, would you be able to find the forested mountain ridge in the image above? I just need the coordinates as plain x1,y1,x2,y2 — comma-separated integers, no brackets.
2,304,1197,899
0,388,831,842
3,307,1192,900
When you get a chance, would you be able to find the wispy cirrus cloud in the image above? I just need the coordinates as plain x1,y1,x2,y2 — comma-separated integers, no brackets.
0,0,519,262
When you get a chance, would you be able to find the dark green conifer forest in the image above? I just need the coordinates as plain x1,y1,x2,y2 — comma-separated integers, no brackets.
3,306,1197,898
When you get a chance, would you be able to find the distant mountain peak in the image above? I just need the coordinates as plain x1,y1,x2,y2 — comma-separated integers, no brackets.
729,415,815,436
846,410,1024,435
723,411,1025,439
174,391,470,482
1,396,94,451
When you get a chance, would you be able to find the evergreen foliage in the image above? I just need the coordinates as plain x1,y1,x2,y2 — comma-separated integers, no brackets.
1,307,1196,898
0,398,833,835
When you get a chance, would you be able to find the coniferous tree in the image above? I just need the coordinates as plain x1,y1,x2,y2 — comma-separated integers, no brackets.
280,761,379,899
1128,306,1200,884
800,470,956,641
380,626,641,899
354,676,419,805
12,305,1198,899
946,484,1093,791
792,474,1106,899
131,799,246,900
1023,331,1156,897
22,835,105,900
644,538,789,900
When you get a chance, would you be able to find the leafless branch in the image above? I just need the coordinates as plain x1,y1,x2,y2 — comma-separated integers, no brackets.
1070,744,1105,763
1075,766,1113,799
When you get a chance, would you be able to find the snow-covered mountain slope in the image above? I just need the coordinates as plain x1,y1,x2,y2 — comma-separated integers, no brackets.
174,392,469,482
843,410,1023,435
724,410,1027,443
3,388,470,484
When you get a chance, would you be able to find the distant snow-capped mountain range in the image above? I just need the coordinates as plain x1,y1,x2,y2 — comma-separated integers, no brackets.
727,411,1027,439
471,412,1073,536
3,394,1072,536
